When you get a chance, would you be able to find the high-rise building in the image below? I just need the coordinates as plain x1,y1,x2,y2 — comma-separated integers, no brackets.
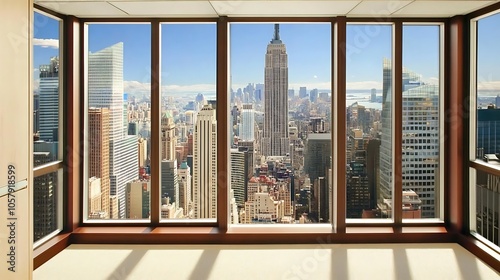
126,179,150,219
109,136,139,218
371,88,377,102
262,24,289,157
305,133,331,182
379,60,440,218
299,86,307,99
88,42,138,219
39,56,59,142
477,108,500,157
379,59,393,214
33,152,58,242
310,88,318,103
240,103,255,141
88,42,125,141
346,128,371,218
161,111,176,161
255,83,264,102
178,161,192,217
138,137,148,168
193,104,217,219
161,159,179,208
305,133,332,222
230,149,246,208
88,108,111,218
88,177,103,217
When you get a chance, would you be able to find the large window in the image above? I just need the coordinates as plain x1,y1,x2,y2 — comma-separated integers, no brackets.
345,23,392,220
80,19,447,228
230,23,332,225
84,23,151,221
470,10,500,251
402,24,443,221
33,10,64,245
160,23,217,221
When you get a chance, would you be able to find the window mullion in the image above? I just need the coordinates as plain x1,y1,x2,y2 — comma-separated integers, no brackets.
151,20,161,226
334,16,347,233
217,16,229,231
394,21,403,226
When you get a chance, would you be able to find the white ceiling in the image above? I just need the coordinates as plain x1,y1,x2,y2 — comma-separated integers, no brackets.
34,0,499,18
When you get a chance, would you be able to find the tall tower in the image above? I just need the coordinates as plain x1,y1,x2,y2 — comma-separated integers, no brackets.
193,104,217,219
161,159,179,208
178,161,192,217
262,24,289,157
39,56,59,142
240,103,255,141
379,60,439,218
88,42,138,219
33,152,57,242
88,108,111,218
161,111,177,161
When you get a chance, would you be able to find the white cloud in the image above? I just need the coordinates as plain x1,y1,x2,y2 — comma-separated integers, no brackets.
33,38,59,49
346,81,381,90
124,80,216,95
424,77,439,85
313,75,318,79
478,81,500,91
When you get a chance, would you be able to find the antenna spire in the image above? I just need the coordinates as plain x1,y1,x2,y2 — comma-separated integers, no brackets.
274,24,280,41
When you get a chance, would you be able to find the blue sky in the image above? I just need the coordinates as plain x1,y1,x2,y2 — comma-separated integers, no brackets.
34,12,500,94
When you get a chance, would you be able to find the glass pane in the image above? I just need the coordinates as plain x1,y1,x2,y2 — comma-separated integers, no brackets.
476,13,500,162
160,23,217,221
86,24,151,220
230,23,332,224
474,169,500,248
402,25,441,220
33,12,60,166
34,169,62,243
346,24,392,219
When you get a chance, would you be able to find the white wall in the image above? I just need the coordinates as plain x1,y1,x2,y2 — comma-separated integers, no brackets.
0,0,33,279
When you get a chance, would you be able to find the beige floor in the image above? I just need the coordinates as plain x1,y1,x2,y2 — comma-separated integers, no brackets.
34,243,500,280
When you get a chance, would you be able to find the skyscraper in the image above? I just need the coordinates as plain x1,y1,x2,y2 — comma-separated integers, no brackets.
230,149,246,208
193,104,217,219
126,179,150,219
240,103,255,141
299,86,307,99
178,161,192,216
161,111,176,161
33,152,58,242
262,24,289,157
161,159,179,208
88,43,124,141
39,56,59,142
88,42,138,219
477,108,500,157
379,60,440,218
88,108,111,218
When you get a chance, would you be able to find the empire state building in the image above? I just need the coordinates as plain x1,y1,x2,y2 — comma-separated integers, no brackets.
262,24,289,157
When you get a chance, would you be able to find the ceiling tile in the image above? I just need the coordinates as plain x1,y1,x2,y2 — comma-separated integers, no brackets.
349,0,412,16
36,1,127,17
210,1,361,16
110,1,218,17
393,1,496,17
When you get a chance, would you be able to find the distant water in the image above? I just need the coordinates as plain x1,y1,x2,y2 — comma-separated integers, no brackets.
183,92,383,110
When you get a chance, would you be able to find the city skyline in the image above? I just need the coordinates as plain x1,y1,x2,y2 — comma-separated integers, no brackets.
34,14,500,97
